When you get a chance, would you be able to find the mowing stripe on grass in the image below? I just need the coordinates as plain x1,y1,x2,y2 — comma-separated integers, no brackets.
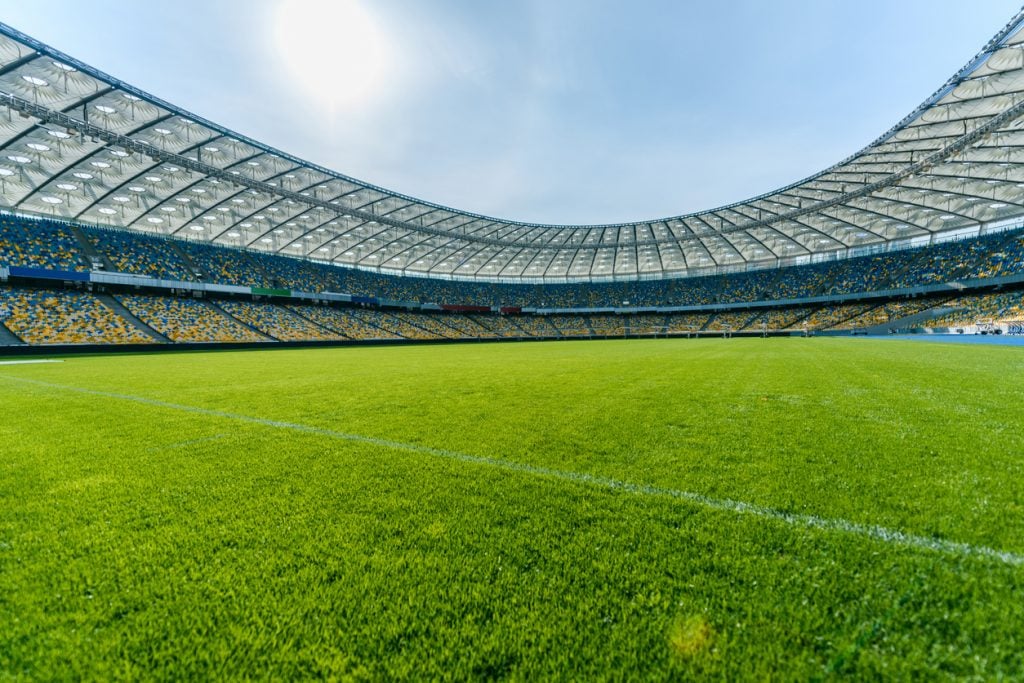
0,359,63,365
3,373,1023,568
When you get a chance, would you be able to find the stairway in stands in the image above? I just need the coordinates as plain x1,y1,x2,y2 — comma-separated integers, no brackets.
68,225,112,271
0,320,24,345
94,293,170,342
167,241,206,281
204,300,276,341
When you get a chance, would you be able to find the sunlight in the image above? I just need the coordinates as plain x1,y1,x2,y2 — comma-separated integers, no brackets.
271,0,394,114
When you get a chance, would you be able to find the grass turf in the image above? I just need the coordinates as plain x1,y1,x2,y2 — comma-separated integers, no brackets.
0,337,1022,679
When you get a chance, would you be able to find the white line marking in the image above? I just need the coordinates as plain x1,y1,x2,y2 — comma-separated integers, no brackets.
0,359,64,365
2,373,1022,567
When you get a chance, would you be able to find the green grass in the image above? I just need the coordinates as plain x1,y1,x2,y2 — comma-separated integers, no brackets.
1,338,1023,679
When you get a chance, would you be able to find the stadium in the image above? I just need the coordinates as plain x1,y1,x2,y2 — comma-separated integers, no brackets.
1,2,1023,679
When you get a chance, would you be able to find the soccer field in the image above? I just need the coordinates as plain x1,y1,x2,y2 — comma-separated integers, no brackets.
1,338,1022,679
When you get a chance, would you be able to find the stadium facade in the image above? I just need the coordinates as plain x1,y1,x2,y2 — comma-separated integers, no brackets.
2,11,1024,347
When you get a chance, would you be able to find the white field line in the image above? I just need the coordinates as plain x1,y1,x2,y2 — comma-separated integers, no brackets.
0,359,64,365
2,373,1022,568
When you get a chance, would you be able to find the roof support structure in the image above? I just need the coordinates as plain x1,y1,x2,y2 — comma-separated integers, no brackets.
3,14,1024,281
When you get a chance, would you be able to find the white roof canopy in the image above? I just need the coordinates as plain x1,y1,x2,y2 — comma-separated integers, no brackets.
2,11,1024,282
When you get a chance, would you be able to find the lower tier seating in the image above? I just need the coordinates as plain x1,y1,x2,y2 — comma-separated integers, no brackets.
926,291,1024,328
838,298,947,330
551,315,592,337
217,300,344,341
430,314,500,339
589,315,627,336
285,304,390,340
117,294,266,343
795,303,876,332
707,311,756,331
354,309,444,340
625,315,668,335
389,311,458,339
2,284,1023,346
0,286,150,344
480,315,543,337
665,312,713,333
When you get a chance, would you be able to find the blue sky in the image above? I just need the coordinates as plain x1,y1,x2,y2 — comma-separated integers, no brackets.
0,0,1020,224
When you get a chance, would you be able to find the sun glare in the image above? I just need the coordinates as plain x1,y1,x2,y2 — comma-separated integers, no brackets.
271,0,394,114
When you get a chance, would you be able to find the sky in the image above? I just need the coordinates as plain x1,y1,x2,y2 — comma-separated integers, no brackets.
0,0,1020,224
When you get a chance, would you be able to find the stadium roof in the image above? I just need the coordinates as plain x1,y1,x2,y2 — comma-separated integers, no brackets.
2,12,1024,283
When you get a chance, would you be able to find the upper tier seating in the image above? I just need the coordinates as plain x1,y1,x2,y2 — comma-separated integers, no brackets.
176,241,267,288
972,233,1024,279
247,251,344,293
772,262,833,300
87,228,194,282
0,216,88,271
